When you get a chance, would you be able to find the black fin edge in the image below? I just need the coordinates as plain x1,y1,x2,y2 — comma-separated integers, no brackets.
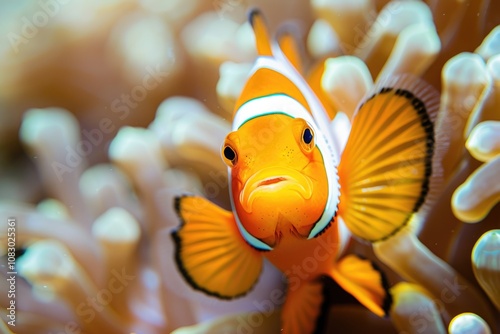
171,195,260,300
368,258,393,316
313,276,334,334
356,86,436,243
248,8,262,28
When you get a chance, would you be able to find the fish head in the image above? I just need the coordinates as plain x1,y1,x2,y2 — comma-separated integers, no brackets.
222,113,330,247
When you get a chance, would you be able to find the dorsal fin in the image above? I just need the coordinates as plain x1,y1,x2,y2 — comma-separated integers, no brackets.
277,25,304,73
249,9,273,56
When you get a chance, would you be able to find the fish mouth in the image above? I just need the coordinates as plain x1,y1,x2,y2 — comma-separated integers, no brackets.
239,167,313,213
257,177,287,187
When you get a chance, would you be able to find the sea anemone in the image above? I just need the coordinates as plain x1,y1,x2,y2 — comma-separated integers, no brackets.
0,0,499,333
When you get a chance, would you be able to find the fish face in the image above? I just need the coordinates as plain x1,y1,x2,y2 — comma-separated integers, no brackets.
222,114,329,247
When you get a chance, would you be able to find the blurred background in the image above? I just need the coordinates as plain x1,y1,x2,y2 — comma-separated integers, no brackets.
0,0,499,202
0,0,499,333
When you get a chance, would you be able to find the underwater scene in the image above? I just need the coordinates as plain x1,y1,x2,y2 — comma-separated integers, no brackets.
0,0,499,333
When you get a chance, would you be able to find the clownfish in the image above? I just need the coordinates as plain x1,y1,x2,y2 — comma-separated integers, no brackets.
172,9,441,334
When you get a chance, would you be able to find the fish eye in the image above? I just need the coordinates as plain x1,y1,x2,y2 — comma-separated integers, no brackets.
302,127,314,145
223,145,237,166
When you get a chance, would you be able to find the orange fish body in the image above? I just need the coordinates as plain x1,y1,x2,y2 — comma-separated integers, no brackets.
265,219,340,277
172,9,442,334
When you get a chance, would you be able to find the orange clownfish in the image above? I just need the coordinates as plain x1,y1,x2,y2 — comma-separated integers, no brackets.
172,9,441,333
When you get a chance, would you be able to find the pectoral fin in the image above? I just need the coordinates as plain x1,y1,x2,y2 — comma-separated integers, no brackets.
171,195,263,299
281,280,326,334
330,254,392,317
339,76,444,242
